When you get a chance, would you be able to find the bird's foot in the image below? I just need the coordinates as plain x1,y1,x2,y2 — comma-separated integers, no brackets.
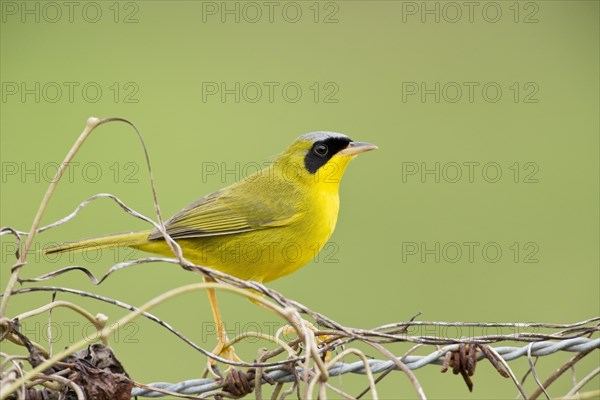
276,319,338,362
204,340,243,379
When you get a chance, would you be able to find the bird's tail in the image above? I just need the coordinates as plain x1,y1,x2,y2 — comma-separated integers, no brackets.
44,231,150,255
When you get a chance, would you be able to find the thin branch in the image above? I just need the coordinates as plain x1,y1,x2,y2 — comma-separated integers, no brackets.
565,366,600,397
14,301,106,332
529,349,595,400
365,341,426,400
307,348,378,400
1,117,103,317
485,345,528,399
527,342,550,400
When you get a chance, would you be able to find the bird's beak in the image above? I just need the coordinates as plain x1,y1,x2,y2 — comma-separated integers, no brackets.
340,141,378,156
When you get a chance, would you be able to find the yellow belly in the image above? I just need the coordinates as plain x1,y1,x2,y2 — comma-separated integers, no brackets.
136,194,339,283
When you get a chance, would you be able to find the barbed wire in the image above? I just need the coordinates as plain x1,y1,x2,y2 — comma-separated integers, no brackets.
130,337,600,398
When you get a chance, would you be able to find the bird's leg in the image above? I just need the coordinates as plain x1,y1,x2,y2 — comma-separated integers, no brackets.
204,277,242,378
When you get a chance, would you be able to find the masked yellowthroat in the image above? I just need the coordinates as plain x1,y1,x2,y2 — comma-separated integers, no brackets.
46,132,377,282
45,132,377,367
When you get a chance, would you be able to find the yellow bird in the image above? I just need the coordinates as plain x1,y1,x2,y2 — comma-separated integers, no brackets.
46,132,377,368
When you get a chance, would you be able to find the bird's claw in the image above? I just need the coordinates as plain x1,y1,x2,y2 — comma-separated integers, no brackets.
205,340,243,379
276,320,338,361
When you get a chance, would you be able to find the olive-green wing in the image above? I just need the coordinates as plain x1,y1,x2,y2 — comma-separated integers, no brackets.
147,189,300,240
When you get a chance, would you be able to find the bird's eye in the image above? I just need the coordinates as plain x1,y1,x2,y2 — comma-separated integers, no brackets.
314,144,329,157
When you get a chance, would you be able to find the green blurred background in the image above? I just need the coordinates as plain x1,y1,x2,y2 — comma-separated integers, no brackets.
1,1,598,398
